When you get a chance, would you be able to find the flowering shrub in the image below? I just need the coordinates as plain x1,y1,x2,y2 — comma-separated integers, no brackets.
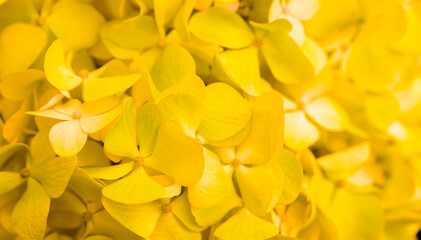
0,0,420,239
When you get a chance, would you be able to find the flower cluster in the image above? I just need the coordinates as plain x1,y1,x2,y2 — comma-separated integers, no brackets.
0,0,420,239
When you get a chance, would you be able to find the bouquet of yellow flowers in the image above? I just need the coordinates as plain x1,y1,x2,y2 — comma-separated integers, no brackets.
0,0,420,239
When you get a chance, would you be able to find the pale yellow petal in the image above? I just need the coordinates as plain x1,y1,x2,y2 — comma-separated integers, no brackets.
49,120,88,157
80,106,121,133
305,97,348,131
284,111,320,150
317,142,371,179
26,110,73,121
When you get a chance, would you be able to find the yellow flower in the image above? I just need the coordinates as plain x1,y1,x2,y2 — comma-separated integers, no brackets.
27,97,122,156
84,97,204,205
44,40,142,102
102,191,204,239
0,129,77,240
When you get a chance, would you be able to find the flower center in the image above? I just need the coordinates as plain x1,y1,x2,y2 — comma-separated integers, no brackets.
281,5,289,14
254,38,264,48
82,212,92,222
196,136,205,145
36,16,45,26
231,158,241,168
19,168,30,178
281,214,288,222
296,102,305,110
72,111,82,120
162,203,172,213
339,43,349,53
134,156,144,166
157,39,166,48
78,69,90,79
336,179,346,188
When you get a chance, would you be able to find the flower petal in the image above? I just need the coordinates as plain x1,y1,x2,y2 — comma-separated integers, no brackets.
191,189,242,227
80,105,121,133
287,0,320,21
49,120,88,157
284,110,320,150
213,47,263,96
0,171,26,196
154,0,184,37
188,148,230,209
317,142,371,179
237,92,284,165
345,43,407,93
83,60,141,102
102,166,166,204
83,161,135,180
145,122,204,186
11,178,50,240
157,93,205,137
172,0,196,40
235,162,284,216
26,110,73,121
259,20,314,84
103,15,160,52
54,99,82,116
44,40,82,90
198,83,252,142
214,208,279,240
189,7,255,48
155,74,206,104
150,43,196,91
136,102,166,158
171,191,206,232
81,96,120,117
0,143,30,168
104,97,138,158
150,213,201,240
102,197,162,239
0,69,44,101
0,23,47,77
365,93,400,130
31,156,77,198
276,149,303,205
305,96,348,131
46,2,105,49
